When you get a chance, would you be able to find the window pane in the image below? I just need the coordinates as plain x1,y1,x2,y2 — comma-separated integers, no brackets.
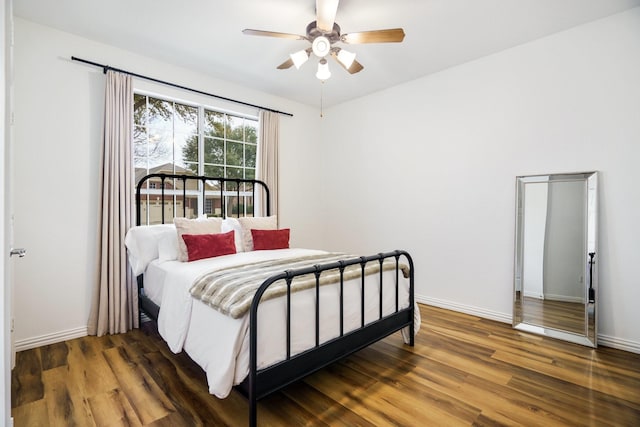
224,180,237,194
204,196,222,217
246,144,256,168
183,161,198,174
225,197,238,218
205,164,224,177
133,95,149,172
133,94,147,126
175,104,198,169
204,137,224,164
244,196,255,216
185,196,198,219
245,168,256,180
204,179,222,191
226,166,243,179
182,134,199,165
226,116,244,141
148,99,173,133
226,141,244,166
148,132,173,169
205,110,224,137
245,120,258,143
133,125,148,166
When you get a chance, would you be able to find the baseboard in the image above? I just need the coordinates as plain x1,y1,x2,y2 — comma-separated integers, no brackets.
524,290,544,299
597,334,640,354
543,293,584,304
14,326,88,352
416,294,512,324
415,294,640,354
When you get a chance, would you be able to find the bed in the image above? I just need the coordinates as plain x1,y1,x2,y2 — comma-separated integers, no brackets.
127,173,418,426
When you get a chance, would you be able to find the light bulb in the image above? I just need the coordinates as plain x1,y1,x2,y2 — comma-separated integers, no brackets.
336,49,356,69
290,50,309,69
316,59,331,81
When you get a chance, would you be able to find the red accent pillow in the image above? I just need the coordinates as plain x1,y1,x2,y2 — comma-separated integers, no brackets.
181,231,236,262
251,228,290,250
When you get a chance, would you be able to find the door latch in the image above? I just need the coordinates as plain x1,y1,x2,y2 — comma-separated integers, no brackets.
10,248,26,258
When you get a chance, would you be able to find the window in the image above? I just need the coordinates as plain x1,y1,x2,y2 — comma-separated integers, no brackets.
134,93,259,224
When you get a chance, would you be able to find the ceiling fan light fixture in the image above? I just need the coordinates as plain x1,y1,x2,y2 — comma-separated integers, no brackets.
290,49,310,69
316,59,331,81
312,36,331,58
243,2,406,79
336,49,356,68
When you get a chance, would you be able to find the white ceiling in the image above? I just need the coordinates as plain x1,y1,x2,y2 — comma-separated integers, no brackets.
13,0,640,108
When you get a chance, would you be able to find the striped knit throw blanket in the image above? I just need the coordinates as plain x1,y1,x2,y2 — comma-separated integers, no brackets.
189,253,409,319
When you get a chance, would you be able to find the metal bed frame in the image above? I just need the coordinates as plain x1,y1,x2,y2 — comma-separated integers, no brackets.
135,173,415,426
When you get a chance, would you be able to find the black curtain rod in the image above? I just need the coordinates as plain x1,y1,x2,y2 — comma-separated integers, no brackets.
71,56,293,117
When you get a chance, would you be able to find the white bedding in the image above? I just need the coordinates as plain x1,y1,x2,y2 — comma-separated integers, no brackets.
147,248,419,398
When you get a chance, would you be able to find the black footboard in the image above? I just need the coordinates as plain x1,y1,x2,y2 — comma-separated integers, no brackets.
239,250,415,427
137,250,415,426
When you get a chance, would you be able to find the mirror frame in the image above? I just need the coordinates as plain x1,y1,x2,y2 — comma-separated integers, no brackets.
513,171,598,347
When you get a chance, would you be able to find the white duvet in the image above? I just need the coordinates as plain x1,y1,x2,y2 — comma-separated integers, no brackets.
147,248,418,398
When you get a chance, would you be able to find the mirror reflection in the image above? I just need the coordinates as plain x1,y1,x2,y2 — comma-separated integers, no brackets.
513,172,598,347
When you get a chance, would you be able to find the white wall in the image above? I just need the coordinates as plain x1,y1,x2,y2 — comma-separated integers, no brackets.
11,18,323,349
321,8,640,352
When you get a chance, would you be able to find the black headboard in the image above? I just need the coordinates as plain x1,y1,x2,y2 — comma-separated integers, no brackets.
136,173,270,226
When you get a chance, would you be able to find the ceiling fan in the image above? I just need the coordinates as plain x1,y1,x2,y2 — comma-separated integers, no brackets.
242,0,405,81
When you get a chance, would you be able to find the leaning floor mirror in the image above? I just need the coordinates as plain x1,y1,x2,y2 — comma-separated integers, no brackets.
513,171,598,347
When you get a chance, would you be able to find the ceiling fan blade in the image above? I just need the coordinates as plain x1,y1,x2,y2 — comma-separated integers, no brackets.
346,59,364,74
316,0,339,32
242,29,307,41
330,51,364,74
341,28,405,44
277,58,294,70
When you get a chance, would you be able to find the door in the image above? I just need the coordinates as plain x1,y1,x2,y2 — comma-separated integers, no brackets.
1,0,14,424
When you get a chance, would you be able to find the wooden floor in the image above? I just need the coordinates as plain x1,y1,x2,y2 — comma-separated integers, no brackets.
11,305,640,426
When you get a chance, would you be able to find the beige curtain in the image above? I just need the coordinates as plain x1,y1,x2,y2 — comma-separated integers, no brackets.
258,110,279,218
88,70,136,336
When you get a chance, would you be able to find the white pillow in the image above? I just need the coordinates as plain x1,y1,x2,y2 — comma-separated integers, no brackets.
222,217,244,253
158,232,179,262
237,216,278,252
124,224,176,275
174,217,223,262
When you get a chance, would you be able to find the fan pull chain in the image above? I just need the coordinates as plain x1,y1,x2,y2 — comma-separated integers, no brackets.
320,81,324,118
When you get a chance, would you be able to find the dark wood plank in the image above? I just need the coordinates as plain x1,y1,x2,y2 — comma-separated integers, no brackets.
11,399,49,427
139,350,228,426
60,337,120,403
11,348,44,407
87,388,142,427
40,342,69,371
102,345,176,424
42,365,96,427
281,380,377,427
